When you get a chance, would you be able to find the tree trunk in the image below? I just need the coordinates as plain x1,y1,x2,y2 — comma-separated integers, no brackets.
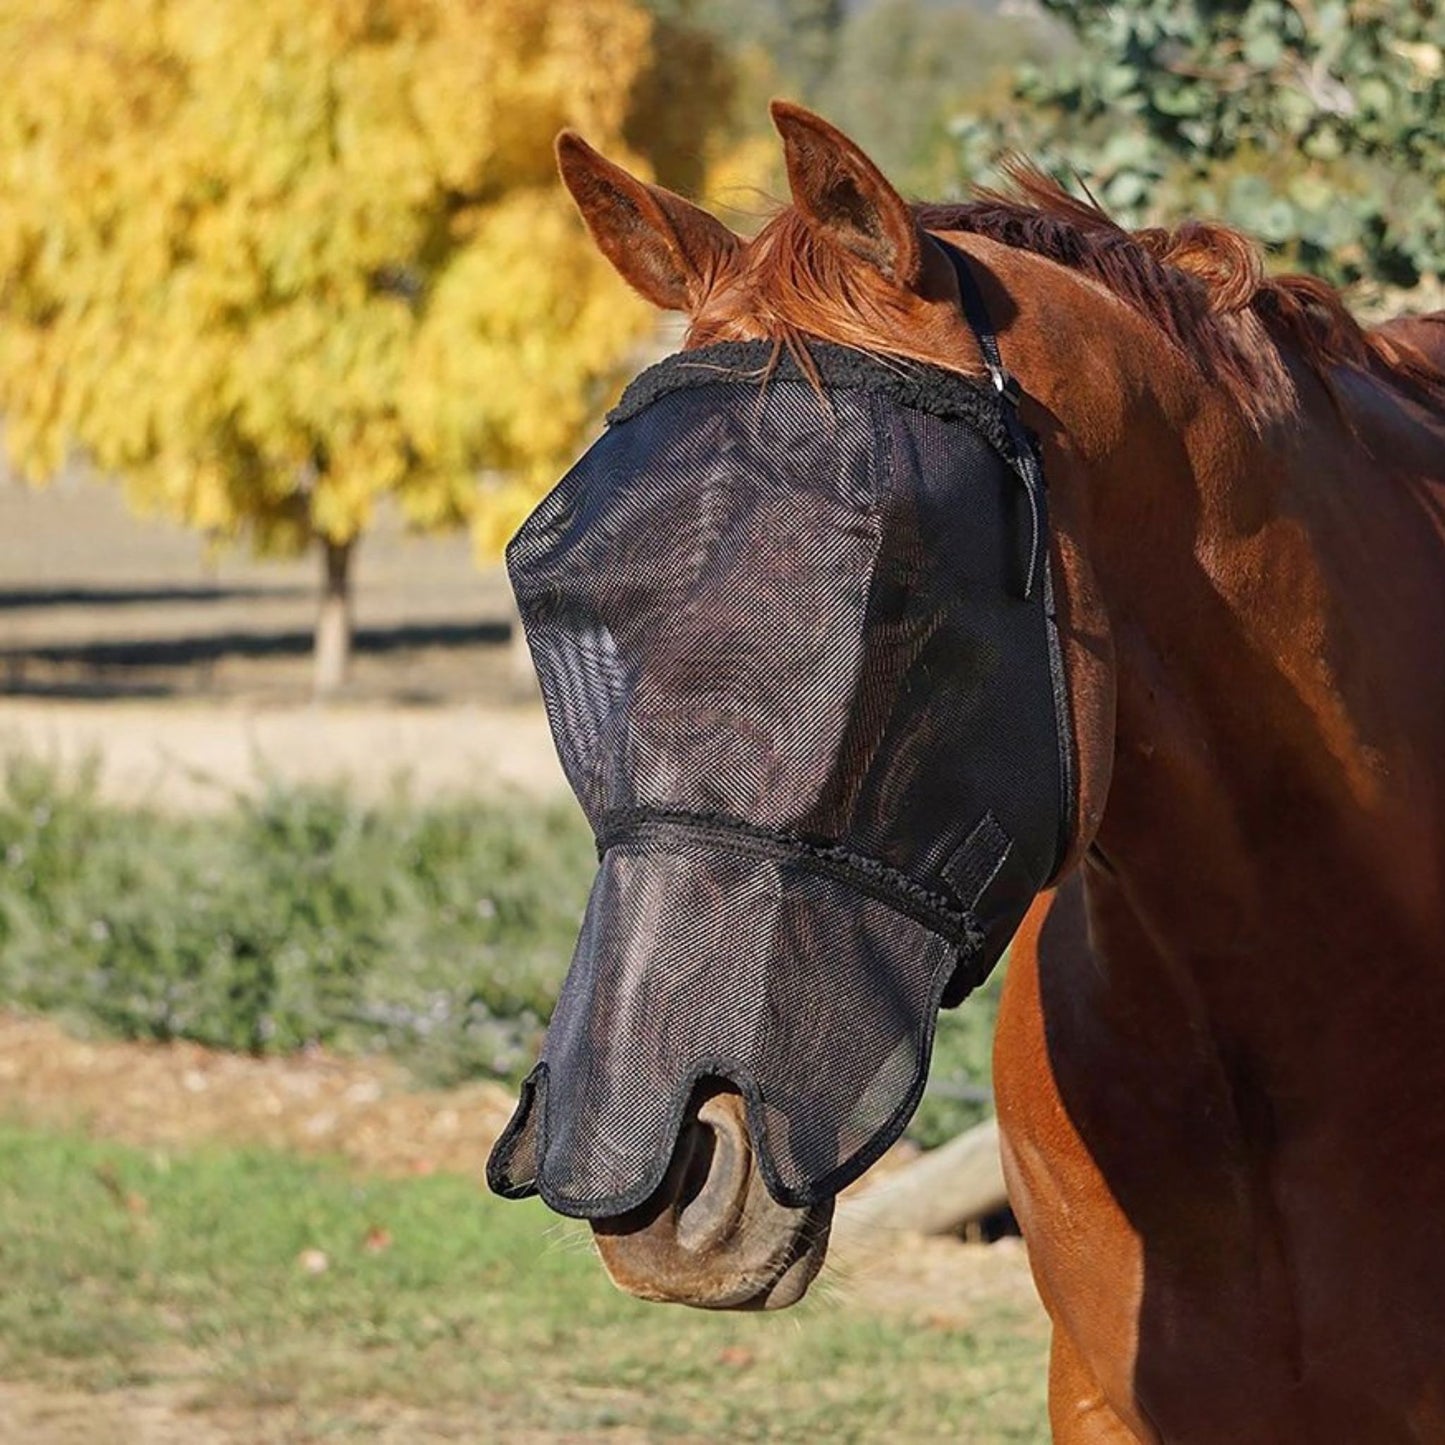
313,536,354,701
832,1118,1008,1254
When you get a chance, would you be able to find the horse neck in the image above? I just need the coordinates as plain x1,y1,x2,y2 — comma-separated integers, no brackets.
998,261,1445,998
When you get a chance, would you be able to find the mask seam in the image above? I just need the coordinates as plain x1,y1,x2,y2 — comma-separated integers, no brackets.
596,807,981,950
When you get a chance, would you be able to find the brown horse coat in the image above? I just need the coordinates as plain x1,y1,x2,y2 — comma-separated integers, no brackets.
552,105,1445,1440
993,285,1445,1440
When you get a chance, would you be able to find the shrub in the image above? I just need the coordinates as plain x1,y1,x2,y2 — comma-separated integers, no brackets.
0,754,998,1136
0,756,594,1081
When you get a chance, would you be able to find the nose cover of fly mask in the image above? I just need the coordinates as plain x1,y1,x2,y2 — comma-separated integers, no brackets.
487,339,1074,1217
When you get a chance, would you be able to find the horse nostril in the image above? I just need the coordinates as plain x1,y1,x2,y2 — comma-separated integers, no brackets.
676,1120,717,1214
673,1091,751,1254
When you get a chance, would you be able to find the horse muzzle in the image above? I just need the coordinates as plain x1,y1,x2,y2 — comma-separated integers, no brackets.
592,1081,835,1311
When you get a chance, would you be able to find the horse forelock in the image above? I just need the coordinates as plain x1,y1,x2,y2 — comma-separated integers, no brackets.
697,165,1445,430
689,206,972,377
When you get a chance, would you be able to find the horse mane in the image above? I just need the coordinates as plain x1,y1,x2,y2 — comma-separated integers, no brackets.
922,165,1445,420
712,163,1445,426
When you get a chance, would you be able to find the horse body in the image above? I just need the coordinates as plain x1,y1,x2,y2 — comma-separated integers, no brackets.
526,104,1445,1440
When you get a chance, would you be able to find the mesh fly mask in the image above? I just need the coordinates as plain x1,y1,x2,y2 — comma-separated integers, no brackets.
487,247,1076,1217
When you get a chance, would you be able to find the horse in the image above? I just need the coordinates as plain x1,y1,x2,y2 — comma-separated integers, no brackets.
502,101,1445,1441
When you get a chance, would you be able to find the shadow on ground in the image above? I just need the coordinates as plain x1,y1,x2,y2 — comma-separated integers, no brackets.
0,476,521,704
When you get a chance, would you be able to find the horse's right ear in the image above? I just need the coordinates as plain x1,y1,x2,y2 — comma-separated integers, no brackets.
556,132,740,314
770,100,924,290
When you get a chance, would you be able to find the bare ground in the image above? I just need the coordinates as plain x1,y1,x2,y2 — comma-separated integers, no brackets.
0,696,568,808
0,469,522,707
1,469,576,807
0,1376,530,1445
0,1013,519,1179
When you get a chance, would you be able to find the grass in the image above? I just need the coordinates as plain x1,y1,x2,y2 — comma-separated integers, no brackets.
0,1122,1049,1442
0,752,1003,1144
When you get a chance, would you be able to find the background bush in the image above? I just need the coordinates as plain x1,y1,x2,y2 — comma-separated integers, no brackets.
0,754,998,1141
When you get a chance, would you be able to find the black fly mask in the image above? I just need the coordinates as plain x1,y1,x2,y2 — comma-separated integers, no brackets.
488,250,1075,1218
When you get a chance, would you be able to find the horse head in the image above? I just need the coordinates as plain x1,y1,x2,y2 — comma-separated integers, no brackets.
486,103,1127,1309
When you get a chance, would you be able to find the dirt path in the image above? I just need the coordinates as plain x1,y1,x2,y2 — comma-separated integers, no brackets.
0,1013,518,1178
0,1377,604,1444
0,697,568,809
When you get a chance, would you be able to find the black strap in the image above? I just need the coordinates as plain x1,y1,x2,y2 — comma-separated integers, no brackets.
938,241,1047,600
939,240,1075,880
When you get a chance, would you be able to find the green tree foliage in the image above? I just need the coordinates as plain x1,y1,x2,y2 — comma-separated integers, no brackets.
953,0,1445,289
818,0,1046,194
644,0,1049,202
0,0,730,693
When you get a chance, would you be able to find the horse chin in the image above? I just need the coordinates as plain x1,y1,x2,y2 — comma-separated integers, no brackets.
589,1084,835,1310
730,1203,835,1310
592,1197,834,1311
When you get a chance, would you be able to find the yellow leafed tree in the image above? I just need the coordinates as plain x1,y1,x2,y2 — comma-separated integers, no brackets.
0,0,731,693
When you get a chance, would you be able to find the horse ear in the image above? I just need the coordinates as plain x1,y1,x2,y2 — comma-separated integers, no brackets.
556,131,740,313
770,100,924,290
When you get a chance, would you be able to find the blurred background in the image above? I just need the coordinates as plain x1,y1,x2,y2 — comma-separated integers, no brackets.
0,2,1439,1440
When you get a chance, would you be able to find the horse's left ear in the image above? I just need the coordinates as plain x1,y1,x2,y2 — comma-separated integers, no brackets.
770,100,924,290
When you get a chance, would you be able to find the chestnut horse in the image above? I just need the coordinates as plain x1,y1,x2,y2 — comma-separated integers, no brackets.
545,102,1445,1441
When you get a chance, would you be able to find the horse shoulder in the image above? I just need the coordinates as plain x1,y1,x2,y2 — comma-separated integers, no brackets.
995,873,1320,1439
994,878,1153,1442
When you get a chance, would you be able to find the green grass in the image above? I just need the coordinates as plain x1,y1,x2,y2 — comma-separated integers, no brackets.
0,1122,1049,1441
0,753,1002,1143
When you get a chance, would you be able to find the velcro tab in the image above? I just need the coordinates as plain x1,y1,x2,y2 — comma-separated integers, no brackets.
941,811,1013,908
